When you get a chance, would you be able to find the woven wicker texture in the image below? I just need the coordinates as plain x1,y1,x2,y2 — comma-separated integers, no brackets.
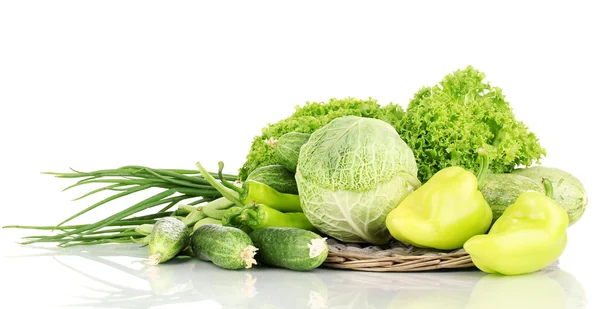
323,238,475,272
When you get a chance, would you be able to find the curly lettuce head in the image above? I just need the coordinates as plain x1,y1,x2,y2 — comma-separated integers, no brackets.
400,65,546,181
295,116,420,244
240,66,546,184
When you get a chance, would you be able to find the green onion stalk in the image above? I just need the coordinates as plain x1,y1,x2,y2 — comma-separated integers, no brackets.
3,165,238,247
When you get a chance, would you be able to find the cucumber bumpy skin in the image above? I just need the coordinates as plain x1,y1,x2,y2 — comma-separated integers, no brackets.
273,132,311,173
191,224,258,270
148,217,190,265
244,164,299,195
249,227,328,271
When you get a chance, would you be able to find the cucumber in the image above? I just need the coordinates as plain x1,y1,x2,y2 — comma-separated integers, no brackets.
148,217,190,265
245,164,298,195
480,173,545,224
511,166,587,225
249,227,328,271
190,224,258,270
274,132,311,173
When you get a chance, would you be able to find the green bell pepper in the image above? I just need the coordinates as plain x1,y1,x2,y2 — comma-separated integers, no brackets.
386,151,493,250
464,179,569,275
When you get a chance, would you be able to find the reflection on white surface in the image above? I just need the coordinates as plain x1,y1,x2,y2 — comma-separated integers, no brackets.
7,244,587,309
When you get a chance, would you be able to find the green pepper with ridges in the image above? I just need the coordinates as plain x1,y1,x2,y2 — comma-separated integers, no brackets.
464,179,569,275
385,149,493,250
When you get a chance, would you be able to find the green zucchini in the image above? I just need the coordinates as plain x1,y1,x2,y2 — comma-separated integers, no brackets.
191,224,258,270
480,173,545,224
274,132,311,173
148,217,190,265
245,164,299,195
511,166,587,225
249,227,328,271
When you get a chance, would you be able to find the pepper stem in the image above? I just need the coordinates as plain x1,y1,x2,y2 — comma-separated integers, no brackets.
475,148,490,188
542,178,554,199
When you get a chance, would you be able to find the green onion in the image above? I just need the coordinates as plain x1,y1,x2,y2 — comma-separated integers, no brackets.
4,165,237,247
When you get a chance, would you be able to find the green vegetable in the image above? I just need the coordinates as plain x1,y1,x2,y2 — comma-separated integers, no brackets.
240,66,546,183
511,166,587,225
239,97,404,180
249,227,329,271
135,224,155,236
245,164,299,195
4,165,236,247
239,181,301,213
480,173,545,224
296,116,420,244
44,166,234,226
5,66,550,252
148,217,190,265
464,181,569,275
197,161,303,217
386,151,493,250
136,197,236,238
241,166,300,212
191,224,258,270
400,65,546,181
200,197,237,220
179,206,205,227
193,217,222,231
272,132,311,173
177,204,199,214
222,203,315,231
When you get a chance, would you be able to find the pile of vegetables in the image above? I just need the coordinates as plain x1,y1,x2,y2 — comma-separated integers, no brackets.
240,65,546,182
4,66,587,276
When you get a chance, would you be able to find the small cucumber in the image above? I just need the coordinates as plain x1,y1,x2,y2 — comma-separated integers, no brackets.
274,132,311,173
191,224,258,270
249,227,328,271
148,217,190,265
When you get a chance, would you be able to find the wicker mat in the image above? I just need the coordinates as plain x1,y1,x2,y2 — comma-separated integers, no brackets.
322,238,475,272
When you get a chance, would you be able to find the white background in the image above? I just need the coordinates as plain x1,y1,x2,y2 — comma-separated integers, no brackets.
1,1,598,308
